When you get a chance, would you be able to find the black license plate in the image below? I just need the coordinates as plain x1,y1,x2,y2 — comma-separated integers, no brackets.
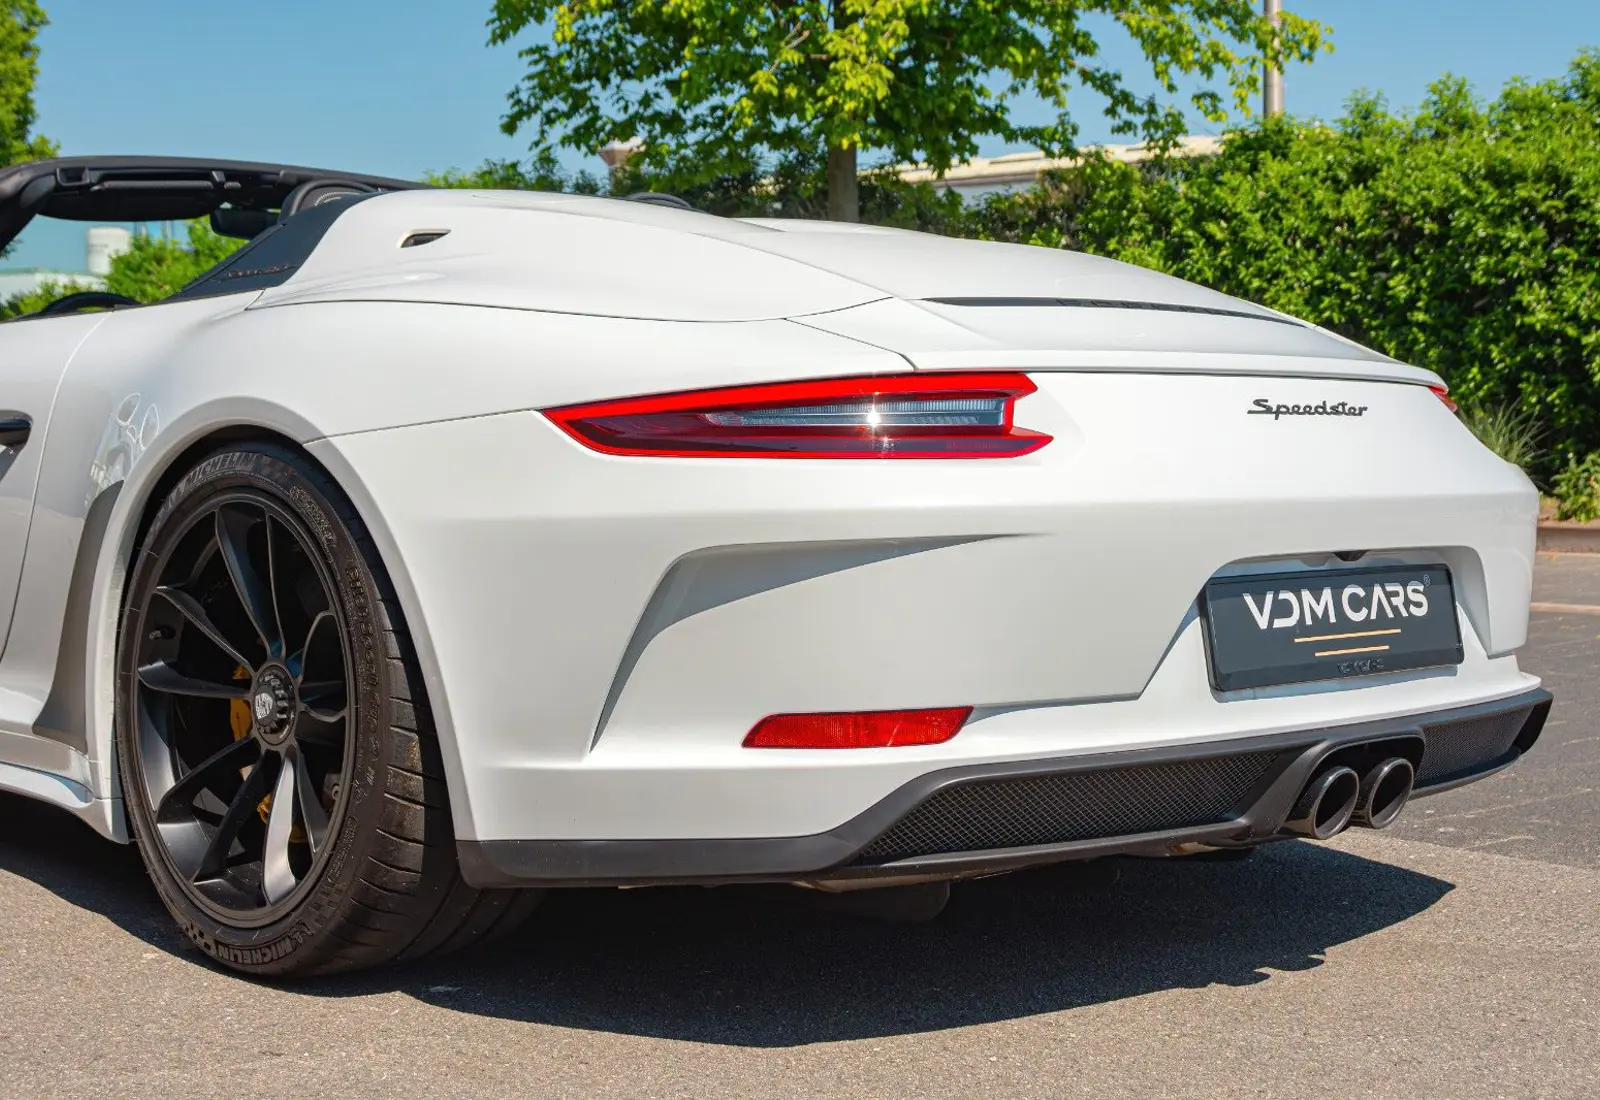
1201,565,1463,691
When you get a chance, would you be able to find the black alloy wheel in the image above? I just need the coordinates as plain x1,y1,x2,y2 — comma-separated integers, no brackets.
130,492,352,923
117,446,539,976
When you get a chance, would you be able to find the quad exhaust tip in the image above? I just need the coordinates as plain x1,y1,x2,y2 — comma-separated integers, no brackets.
1282,756,1417,840
1282,765,1361,840
1351,756,1415,830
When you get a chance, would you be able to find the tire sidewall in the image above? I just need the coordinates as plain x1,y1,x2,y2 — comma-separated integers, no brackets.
116,447,394,974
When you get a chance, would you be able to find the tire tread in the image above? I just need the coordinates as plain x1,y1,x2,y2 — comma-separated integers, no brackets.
299,485,540,975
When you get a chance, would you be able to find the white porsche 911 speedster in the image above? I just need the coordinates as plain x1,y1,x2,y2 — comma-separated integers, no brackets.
0,157,1549,976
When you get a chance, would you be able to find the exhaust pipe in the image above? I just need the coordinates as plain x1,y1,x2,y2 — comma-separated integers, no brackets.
1350,757,1415,830
1281,765,1360,839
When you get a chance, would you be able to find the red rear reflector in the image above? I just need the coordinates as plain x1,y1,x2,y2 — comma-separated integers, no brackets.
1430,385,1458,413
543,373,1050,458
743,707,973,749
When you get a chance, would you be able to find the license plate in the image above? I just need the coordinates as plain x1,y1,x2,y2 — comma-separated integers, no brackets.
1201,565,1463,691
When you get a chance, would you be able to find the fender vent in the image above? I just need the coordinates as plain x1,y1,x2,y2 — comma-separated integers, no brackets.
401,230,449,248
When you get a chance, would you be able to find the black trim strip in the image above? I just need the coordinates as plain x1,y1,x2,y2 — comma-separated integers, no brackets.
0,155,423,255
923,296,1305,327
457,688,1550,888
168,193,376,301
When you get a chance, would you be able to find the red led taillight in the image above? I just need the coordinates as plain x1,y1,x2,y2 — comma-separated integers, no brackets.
1430,385,1458,413
543,373,1049,458
743,707,973,749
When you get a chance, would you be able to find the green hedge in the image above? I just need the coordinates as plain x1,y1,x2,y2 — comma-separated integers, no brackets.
934,51,1600,478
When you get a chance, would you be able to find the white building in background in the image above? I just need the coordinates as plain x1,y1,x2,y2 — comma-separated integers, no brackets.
86,226,132,276
891,134,1223,200
0,224,131,302
0,270,85,301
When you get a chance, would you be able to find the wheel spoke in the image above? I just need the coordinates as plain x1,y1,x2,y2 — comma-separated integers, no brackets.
216,504,284,661
262,754,299,904
264,515,287,657
154,585,253,671
291,604,347,684
155,736,261,823
137,660,250,700
293,707,345,747
290,746,330,854
299,680,348,722
287,610,337,681
193,755,272,883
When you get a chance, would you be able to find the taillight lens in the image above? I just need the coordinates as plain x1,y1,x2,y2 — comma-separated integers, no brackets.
744,707,973,749
1430,385,1458,413
543,373,1050,458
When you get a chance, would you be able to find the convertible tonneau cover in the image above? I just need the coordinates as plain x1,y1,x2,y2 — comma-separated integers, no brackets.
0,156,424,253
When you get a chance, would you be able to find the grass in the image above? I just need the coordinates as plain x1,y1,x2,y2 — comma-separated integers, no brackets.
1459,401,1544,474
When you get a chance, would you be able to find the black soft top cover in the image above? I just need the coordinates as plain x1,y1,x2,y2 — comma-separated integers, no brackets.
0,156,423,253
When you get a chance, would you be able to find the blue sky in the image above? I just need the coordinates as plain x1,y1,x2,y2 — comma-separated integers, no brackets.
9,0,1599,270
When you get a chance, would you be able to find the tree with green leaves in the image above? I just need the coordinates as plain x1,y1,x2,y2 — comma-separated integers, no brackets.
487,1,1329,221
101,221,242,300
1,222,241,317
425,149,605,193
1,0,56,259
1,1,54,168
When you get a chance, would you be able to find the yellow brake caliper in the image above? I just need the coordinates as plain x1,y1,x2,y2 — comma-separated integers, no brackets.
228,665,267,821
229,664,254,742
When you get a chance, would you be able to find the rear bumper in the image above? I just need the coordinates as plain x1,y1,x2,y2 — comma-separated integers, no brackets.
457,687,1551,888
316,371,1540,848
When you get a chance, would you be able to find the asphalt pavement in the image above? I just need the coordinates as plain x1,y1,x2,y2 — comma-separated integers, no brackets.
2,554,1597,1099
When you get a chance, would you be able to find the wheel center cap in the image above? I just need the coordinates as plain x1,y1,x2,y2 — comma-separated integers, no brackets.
251,664,296,744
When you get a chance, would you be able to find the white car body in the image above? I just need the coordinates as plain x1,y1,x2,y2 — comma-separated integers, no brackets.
0,184,1548,889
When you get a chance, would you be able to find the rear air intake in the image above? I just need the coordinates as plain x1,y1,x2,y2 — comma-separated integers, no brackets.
1416,709,1529,786
854,752,1282,862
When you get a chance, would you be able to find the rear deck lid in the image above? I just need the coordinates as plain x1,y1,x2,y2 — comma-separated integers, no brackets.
792,292,1435,386
738,221,1433,385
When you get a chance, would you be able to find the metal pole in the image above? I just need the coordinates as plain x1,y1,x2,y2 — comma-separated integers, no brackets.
1260,0,1286,116
1263,0,1285,117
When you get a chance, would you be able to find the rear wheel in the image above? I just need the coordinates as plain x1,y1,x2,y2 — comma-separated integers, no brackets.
116,445,539,977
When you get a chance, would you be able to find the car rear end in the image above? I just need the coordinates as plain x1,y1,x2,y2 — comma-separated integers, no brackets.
315,312,1545,890
282,199,1544,889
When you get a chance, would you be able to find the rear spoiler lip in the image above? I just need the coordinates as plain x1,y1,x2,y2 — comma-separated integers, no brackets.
898,350,1441,388
921,296,1303,328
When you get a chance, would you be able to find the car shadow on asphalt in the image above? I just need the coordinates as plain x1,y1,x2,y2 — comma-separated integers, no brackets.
0,791,1453,1046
